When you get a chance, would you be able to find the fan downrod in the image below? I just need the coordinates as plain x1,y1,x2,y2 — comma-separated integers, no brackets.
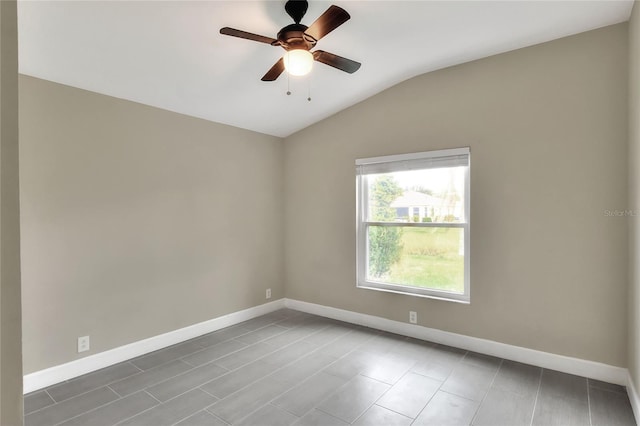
285,0,309,24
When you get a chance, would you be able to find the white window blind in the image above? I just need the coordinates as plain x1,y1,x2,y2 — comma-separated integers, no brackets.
356,148,469,175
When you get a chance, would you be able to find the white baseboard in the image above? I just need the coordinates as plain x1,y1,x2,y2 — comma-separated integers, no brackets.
23,299,286,394
284,298,628,386
24,296,631,401
628,372,640,424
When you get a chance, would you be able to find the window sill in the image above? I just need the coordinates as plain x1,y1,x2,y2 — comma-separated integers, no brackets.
357,282,470,304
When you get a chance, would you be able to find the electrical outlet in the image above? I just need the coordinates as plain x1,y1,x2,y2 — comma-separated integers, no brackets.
409,311,417,324
266,288,272,299
77,335,90,353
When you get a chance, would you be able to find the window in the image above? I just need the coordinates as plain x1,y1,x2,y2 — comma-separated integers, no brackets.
356,147,470,303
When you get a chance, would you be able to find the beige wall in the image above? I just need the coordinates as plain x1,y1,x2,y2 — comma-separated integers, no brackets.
284,24,629,366
19,76,284,373
629,0,640,395
1,0,23,424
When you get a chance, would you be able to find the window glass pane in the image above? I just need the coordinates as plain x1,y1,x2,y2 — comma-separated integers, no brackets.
366,167,466,223
367,226,464,294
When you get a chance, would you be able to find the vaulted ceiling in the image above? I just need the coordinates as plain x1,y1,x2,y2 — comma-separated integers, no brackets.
18,1,634,137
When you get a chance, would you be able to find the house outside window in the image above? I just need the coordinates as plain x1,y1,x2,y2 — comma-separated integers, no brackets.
355,147,470,303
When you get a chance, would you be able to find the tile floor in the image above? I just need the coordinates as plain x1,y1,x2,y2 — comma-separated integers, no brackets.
24,309,636,426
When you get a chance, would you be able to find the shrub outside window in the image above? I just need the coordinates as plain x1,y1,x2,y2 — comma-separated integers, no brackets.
356,147,470,303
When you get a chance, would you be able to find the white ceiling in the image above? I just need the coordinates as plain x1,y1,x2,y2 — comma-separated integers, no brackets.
18,1,633,138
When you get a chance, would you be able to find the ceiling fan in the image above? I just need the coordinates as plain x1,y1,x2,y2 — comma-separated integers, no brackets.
220,0,361,81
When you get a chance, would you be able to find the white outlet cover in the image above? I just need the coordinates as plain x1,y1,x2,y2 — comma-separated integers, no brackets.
77,335,90,353
266,288,272,299
409,311,417,324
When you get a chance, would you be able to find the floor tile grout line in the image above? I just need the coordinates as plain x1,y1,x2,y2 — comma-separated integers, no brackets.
110,351,233,397
142,361,238,403
436,388,483,403
369,403,415,421
47,382,116,404
587,377,593,426
112,395,163,426
264,400,305,426
588,382,628,396
44,364,156,405
198,386,220,401
141,318,287,371
177,320,338,394
221,393,301,426
38,360,193,407
181,318,335,370
109,363,185,398
232,325,291,346
139,361,231,400
192,326,251,347
47,388,129,426
263,329,403,425
127,361,144,373
165,399,230,426
469,358,504,425
209,323,381,425
24,384,123,419
409,346,467,383
106,384,118,396
528,367,544,426
275,368,352,421
204,407,232,425
305,407,347,425
404,345,470,424
143,389,163,405
315,405,358,424
193,326,334,390
142,379,222,407
183,323,344,407
128,341,208,371
407,369,455,424
116,379,230,426
351,366,416,424
214,338,285,368
207,328,365,420
352,398,388,425
42,388,56,408
178,341,251,369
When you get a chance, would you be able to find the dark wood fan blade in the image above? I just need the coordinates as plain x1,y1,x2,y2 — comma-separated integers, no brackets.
313,50,361,74
261,57,285,81
220,27,278,45
305,5,350,41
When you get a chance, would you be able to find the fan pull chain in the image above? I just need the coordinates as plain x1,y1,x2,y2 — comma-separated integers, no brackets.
284,72,313,100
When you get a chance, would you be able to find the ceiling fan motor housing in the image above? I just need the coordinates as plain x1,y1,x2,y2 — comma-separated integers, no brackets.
276,24,317,51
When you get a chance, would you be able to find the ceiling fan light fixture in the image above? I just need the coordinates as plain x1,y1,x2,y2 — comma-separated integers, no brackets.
283,49,314,76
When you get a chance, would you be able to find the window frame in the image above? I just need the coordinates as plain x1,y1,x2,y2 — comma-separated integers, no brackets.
355,147,471,303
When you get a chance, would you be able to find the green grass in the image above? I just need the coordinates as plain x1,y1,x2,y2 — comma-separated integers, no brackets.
385,227,464,293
